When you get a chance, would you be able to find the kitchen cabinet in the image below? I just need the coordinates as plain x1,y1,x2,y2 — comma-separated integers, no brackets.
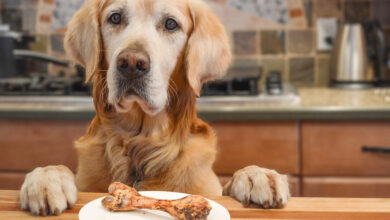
0,119,301,196
1,119,390,198
211,121,301,197
301,121,390,198
0,120,84,190
302,121,390,176
303,177,390,198
0,120,82,172
211,121,299,175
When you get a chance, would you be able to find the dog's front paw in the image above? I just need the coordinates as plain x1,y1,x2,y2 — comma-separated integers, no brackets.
223,165,289,208
20,165,77,216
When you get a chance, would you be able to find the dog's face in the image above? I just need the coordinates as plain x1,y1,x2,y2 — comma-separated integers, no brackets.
102,0,191,114
65,0,231,115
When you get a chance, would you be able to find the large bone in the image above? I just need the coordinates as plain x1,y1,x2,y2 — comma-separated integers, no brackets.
102,182,212,220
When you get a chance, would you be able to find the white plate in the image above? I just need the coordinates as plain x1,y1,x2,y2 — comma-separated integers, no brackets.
79,191,230,220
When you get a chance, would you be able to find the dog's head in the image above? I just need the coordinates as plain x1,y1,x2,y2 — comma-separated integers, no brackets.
65,0,231,115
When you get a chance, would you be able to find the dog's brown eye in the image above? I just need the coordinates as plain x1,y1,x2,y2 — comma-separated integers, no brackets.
165,18,179,31
109,13,121,25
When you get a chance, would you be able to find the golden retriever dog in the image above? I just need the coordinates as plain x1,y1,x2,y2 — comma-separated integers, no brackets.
20,0,289,216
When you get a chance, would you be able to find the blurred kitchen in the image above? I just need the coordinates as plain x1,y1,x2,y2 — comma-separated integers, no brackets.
1,0,390,198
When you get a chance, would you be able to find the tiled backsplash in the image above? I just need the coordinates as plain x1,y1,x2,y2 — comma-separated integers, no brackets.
210,0,390,87
1,0,390,87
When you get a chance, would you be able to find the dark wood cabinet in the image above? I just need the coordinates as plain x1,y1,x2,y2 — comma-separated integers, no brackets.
1,119,390,198
302,177,390,198
302,121,390,176
211,121,299,175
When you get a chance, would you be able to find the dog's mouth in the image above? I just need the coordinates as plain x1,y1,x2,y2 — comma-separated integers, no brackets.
108,69,165,116
114,95,160,115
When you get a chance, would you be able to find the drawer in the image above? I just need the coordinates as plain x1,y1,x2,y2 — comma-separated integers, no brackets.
0,172,26,190
302,121,390,176
0,120,88,172
211,121,299,175
303,177,390,198
218,175,300,197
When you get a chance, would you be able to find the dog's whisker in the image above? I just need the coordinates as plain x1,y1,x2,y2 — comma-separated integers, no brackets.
168,85,178,101
167,83,179,106
169,80,179,98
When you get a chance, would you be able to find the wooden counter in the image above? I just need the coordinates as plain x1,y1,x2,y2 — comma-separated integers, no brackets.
1,190,390,219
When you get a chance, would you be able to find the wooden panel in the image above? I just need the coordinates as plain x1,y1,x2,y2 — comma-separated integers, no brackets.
3,191,390,219
218,175,301,197
303,177,390,198
0,173,26,190
0,120,89,172
288,176,300,197
302,121,390,176
211,121,299,175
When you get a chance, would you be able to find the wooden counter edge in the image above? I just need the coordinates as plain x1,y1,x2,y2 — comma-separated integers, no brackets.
1,190,390,219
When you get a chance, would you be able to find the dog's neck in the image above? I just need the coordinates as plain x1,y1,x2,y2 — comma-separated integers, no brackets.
89,70,198,184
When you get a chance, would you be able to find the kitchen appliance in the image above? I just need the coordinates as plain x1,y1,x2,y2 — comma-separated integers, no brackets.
0,29,73,78
0,28,90,96
201,67,261,96
266,71,283,95
200,68,300,106
331,20,390,88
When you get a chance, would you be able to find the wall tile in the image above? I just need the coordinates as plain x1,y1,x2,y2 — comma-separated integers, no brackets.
260,30,285,54
288,30,314,54
29,35,49,53
233,31,258,55
317,56,331,87
1,9,23,32
233,57,261,67
315,0,341,18
50,34,65,53
289,57,315,86
303,0,313,27
344,0,371,23
207,0,226,3
372,0,390,26
261,57,287,81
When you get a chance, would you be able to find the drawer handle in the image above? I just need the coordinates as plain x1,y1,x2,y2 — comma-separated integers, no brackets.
362,145,390,153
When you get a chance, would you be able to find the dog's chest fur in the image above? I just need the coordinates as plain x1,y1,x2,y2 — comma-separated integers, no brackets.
105,131,179,186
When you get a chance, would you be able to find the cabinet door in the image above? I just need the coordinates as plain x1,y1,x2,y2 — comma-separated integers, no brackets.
302,121,390,176
0,120,88,172
303,177,390,198
0,172,25,190
211,121,299,175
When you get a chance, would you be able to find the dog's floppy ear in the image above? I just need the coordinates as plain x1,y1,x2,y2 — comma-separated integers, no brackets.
186,0,232,96
64,0,102,83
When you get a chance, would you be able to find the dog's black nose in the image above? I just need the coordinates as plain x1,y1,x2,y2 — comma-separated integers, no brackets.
117,49,150,77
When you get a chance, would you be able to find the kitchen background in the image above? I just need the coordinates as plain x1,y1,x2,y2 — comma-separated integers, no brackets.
1,0,390,198
1,0,390,86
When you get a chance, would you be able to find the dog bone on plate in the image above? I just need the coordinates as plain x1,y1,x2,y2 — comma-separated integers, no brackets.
102,182,212,220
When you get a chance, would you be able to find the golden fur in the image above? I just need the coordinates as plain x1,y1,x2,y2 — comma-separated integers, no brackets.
66,0,230,195
20,0,289,216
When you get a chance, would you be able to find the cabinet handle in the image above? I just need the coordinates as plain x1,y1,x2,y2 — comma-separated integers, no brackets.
362,145,390,153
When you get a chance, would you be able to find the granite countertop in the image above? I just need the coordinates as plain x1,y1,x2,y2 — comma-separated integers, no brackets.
1,88,390,120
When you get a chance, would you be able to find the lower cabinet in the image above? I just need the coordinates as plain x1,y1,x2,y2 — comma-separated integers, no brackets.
303,177,390,198
302,121,390,176
211,121,299,175
1,119,390,198
301,121,390,198
211,121,301,197
0,172,25,190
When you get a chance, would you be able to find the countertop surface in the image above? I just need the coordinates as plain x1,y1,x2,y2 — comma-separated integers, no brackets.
1,190,390,219
1,87,390,120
